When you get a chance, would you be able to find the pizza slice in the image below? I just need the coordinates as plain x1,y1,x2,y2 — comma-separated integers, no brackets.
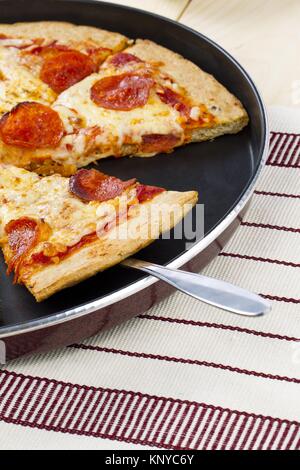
0,164,197,301
0,35,248,175
0,21,128,114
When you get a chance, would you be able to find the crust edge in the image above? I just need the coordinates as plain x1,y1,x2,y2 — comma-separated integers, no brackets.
0,21,129,51
19,190,198,301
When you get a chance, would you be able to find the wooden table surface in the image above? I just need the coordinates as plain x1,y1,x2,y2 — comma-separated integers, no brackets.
105,0,300,108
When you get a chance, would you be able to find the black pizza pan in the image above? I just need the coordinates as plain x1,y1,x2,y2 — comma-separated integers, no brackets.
0,0,268,360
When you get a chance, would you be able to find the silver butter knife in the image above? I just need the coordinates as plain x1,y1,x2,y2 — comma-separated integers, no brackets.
122,258,271,317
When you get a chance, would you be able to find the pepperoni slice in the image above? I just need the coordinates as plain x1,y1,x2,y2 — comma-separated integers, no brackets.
110,52,143,68
91,72,154,111
5,217,39,276
136,184,165,203
157,86,190,116
40,50,97,93
141,133,180,154
69,169,136,202
0,102,65,149
0,102,64,149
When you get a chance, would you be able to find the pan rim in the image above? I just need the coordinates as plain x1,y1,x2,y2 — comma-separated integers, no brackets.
0,0,269,338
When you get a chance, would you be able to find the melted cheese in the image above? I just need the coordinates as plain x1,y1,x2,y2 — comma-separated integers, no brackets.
0,47,193,170
0,164,137,250
52,67,184,166
0,47,56,114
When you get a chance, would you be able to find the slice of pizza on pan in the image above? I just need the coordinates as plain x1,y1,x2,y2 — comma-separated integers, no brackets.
0,21,128,113
0,37,248,175
0,164,198,301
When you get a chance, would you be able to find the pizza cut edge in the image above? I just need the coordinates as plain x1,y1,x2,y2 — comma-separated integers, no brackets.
0,165,198,301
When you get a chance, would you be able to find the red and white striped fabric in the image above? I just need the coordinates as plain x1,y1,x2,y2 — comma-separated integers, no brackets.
0,107,299,450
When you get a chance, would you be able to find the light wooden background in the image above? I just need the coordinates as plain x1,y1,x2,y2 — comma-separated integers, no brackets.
104,0,300,108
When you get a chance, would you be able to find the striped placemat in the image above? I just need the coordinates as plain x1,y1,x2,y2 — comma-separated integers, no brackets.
0,106,299,450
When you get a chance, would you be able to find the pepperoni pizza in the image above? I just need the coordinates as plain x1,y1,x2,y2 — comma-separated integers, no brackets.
0,164,198,301
0,22,248,175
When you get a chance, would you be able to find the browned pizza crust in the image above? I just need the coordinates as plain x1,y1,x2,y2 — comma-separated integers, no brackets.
125,39,249,144
0,21,129,52
0,149,77,176
3,190,197,301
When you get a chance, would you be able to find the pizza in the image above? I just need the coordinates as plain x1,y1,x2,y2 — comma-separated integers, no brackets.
0,164,198,301
0,21,128,110
0,22,249,175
